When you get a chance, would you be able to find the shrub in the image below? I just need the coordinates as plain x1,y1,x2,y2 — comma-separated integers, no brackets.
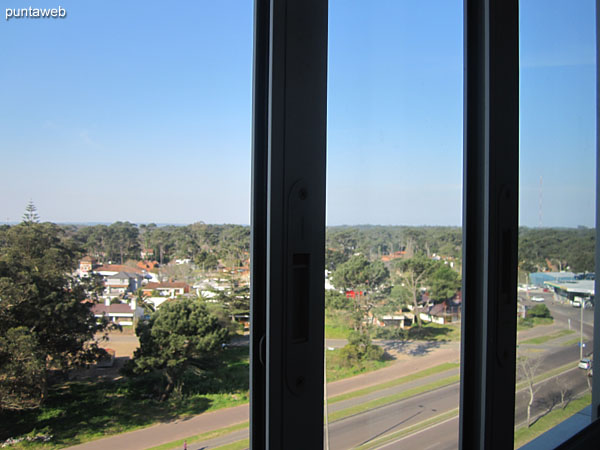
527,304,552,319
335,330,385,368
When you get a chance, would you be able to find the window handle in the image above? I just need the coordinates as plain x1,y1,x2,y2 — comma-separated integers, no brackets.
286,181,312,395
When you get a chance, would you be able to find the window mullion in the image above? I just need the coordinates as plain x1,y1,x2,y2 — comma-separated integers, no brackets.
259,1,328,449
460,1,519,449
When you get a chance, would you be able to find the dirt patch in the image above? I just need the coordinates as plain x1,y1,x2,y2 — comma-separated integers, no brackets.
96,332,140,358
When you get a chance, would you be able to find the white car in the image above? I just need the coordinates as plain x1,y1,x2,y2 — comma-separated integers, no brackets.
579,358,592,370
531,296,544,302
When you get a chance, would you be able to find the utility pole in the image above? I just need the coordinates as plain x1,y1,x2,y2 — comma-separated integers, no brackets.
538,176,543,228
580,300,584,360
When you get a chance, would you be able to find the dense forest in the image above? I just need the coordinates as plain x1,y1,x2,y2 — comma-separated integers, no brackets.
56,222,251,270
326,225,595,274
3,222,593,274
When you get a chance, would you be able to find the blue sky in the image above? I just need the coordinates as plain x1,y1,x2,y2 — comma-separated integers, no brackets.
0,0,596,227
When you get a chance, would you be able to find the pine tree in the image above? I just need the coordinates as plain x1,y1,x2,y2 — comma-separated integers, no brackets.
22,201,40,224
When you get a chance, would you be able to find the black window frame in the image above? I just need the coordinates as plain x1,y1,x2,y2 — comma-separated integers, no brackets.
251,1,600,448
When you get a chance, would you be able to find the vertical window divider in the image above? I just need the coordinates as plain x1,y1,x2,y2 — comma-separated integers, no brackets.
250,1,270,448
252,1,328,448
461,1,519,449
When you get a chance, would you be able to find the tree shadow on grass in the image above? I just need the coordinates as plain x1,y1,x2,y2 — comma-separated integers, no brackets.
0,345,250,446
382,340,443,357
406,325,455,341
0,378,214,445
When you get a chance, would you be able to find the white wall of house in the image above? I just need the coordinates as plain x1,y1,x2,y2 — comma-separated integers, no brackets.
419,313,446,325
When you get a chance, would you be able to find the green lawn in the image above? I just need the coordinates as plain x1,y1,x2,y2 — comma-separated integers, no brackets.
329,362,459,404
2,340,399,448
517,316,553,331
562,337,583,347
406,322,462,341
520,329,574,345
325,348,390,382
213,439,250,450
324,322,352,339
147,422,249,450
0,347,250,449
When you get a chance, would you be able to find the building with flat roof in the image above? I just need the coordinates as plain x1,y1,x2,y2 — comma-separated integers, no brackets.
529,271,576,287
544,279,595,305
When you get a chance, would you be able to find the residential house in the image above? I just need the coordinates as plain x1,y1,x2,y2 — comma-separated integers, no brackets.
140,248,155,260
78,256,97,276
104,271,144,297
94,264,145,277
92,298,144,326
141,281,191,298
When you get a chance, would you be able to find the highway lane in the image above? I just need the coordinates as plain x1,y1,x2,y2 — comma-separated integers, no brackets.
376,416,459,450
329,382,460,449
327,364,590,449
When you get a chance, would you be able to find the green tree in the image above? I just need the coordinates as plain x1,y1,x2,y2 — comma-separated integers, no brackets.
22,201,40,224
331,255,389,331
0,222,111,410
336,330,384,368
107,221,140,264
325,248,349,272
392,256,435,327
428,264,461,303
331,255,388,293
527,304,552,319
126,299,229,401
194,250,220,271
325,290,352,311
0,327,46,410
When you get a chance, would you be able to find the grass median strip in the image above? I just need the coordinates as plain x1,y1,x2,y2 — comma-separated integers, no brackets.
520,329,574,345
212,439,250,450
562,337,582,347
514,393,592,448
329,362,459,405
328,375,460,423
515,361,577,391
147,421,248,450
355,408,459,450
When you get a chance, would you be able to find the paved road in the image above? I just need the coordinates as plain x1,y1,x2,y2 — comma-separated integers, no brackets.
329,382,460,449
521,292,594,339
182,343,585,449
69,315,586,450
327,366,590,450
376,415,458,450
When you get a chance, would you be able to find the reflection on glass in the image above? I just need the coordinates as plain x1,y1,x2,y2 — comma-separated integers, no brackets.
515,1,596,447
325,1,462,448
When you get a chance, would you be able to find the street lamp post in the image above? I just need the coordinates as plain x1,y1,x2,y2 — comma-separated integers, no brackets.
580,299,584,360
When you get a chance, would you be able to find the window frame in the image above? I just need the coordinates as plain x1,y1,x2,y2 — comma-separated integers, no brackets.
251,1,600,448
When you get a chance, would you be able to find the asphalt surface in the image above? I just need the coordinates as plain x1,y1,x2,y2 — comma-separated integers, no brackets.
329,382,460,449
326,365,590,450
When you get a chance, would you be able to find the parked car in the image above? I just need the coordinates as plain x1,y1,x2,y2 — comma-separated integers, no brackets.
531,296,544,302
579,358,592,370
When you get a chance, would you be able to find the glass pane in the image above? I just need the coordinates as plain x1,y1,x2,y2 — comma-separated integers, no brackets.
325,1,463,448
0,2,253,448
515,1,596,447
